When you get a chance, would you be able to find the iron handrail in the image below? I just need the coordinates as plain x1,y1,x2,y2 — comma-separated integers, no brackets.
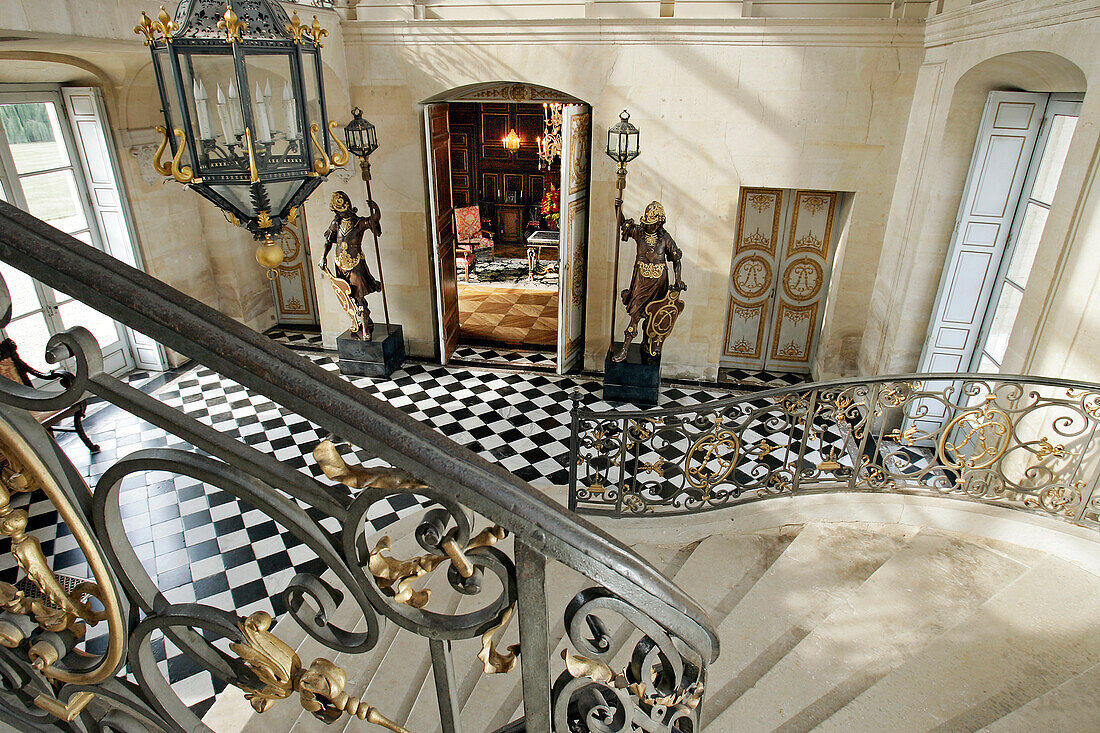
0,199,718,654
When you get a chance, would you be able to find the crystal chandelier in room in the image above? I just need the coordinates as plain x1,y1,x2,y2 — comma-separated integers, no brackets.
135,0,349,274
537,102,563,170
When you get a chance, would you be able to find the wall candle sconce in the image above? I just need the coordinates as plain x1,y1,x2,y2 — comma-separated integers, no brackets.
502,128,521,156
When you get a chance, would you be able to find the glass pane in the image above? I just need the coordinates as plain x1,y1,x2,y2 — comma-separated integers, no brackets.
0,261,43,319
178,49,249,180
244,51,308,177
1031,115,1077,205
300,50,327,157
0,102,70,174
58,300,120,351
984,284,1024,364
1006,203,1048,285
3,312,51,372
19,168,87,233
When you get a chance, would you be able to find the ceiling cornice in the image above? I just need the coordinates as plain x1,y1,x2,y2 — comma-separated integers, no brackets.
342,17,926,48
925,0,1100,48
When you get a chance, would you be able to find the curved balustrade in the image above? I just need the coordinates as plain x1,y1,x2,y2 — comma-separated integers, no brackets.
0,200,717,732
569,374,1100,527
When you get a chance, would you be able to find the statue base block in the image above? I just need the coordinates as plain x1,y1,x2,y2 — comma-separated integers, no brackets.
337,325,406,378
603,343,660,406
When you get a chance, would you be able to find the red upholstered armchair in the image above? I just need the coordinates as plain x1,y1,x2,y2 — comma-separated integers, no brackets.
454,205,494,281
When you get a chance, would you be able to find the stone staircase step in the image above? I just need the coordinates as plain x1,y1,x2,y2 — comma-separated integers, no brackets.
815,554,1100,732
670,528,799,621
708,527,1039,732
979,660,1100,732
701,522,915,728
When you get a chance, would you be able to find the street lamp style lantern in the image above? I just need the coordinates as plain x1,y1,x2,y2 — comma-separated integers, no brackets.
605,109,640,193
135,0,349,271
604,109,641,354
343,107,378,160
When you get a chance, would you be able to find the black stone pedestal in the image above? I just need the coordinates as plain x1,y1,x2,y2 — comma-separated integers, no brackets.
337,325,406,378
603,342,661,406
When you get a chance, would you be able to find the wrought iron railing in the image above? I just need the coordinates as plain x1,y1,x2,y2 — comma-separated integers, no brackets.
569,375,1100,526
0,200,717,732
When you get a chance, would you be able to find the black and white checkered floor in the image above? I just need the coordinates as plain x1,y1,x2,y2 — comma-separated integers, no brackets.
1,330,849,720
451,344,557,372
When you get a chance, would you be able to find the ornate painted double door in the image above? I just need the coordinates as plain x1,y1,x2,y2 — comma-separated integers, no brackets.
721,187,840,373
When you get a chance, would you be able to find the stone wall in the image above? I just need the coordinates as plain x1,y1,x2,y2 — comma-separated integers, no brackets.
336,19,925,379
863,0,1100,383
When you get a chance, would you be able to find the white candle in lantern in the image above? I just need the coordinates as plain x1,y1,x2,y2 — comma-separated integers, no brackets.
227,79,243,136
193,79,212,140
283,81,299,138
263,80,277,137
215,84,235,145
254,83,272,143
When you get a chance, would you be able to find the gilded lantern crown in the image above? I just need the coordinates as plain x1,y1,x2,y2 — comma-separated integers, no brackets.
641,201,665,225
136,0,348,241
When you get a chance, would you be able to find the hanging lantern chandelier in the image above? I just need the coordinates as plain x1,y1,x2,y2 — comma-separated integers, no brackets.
135,0,349,273
536,102,563,171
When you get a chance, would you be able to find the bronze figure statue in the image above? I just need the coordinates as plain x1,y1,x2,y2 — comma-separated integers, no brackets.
612,200,686,362
320,191,383,340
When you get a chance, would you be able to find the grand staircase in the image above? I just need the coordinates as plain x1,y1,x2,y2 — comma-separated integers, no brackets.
207,517,1100,732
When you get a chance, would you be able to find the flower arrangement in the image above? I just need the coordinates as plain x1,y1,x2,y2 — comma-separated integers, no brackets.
540,182,560,229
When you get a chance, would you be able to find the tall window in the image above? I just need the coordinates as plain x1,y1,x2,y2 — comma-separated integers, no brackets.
0,89,136,374
973,98,1080,372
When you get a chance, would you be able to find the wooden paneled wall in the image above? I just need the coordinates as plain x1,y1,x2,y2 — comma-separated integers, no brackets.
447,102,559,210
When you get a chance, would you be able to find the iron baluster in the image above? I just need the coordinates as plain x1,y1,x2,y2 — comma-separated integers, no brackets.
568,390,581,512
516,541,551,733
791,389,818,494
429,639,462,733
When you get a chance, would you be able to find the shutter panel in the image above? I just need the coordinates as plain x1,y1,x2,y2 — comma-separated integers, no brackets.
63,87,166,370
913,91,1047,432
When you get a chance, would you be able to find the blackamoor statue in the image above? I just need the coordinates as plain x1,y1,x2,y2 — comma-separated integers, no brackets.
613,200,687,362
320,191,383,340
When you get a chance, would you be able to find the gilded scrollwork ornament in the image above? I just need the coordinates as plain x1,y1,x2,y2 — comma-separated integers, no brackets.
231,611,409,731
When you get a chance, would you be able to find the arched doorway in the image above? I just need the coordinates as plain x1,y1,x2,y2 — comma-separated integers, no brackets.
421,82,591,374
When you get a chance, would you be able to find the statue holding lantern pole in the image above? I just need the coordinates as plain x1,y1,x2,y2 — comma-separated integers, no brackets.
602,111,688,405
318,107,406,377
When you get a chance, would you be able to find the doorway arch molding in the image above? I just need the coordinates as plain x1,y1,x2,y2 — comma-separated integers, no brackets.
421,80,586,105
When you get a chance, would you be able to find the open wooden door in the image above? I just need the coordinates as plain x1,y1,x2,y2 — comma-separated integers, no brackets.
424,103,459,362
556,104,591,373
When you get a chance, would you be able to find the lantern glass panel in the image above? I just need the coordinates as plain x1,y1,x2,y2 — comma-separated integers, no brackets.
152,47,182,150
242,49,309,176
209,183,252,216
262,179,301,218
299,49,329,155
176,48,247,179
